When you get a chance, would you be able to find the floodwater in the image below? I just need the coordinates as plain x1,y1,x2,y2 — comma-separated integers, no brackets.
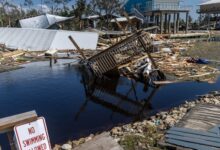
0,60,220,148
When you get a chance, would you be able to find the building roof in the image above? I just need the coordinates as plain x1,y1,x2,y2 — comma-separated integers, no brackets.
19,14,74,29
82,12,121,20
199,0,220,6
0,28,98,51
110,16,143,23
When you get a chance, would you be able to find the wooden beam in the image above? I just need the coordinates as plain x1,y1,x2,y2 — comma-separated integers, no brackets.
68,36,86,60
0,111,38,133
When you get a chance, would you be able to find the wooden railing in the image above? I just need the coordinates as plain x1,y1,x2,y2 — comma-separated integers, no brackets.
0,111,38,150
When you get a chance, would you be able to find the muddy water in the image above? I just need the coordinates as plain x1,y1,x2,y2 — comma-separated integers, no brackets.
0,60,220,148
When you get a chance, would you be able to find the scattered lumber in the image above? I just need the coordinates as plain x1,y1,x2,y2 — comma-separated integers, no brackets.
169,33,209,39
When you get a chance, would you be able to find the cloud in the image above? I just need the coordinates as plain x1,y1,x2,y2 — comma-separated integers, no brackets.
36,4,51,13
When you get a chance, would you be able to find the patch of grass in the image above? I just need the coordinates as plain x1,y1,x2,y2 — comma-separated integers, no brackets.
119,125,164,150
182,42,220,61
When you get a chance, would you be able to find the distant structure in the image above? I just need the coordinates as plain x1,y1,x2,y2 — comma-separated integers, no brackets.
18,14,74,29
110,16,143,30
81,13,120,29
124,0,191,34
198,0,220,29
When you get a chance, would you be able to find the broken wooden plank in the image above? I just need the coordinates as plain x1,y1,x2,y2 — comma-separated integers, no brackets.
68,36,86,60
153,80,179,85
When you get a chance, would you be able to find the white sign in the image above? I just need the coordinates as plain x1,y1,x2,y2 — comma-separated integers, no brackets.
14,117,51,150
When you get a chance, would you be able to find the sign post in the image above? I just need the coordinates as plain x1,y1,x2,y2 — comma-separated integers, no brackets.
14,117,51,150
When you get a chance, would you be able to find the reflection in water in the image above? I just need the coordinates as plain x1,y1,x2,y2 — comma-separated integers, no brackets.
1,61,220,149
75,66,160,122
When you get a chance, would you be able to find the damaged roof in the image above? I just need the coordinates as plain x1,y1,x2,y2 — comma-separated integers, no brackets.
19,14,74,29
199,0,220,5
110,16,143,23
0,28,98,51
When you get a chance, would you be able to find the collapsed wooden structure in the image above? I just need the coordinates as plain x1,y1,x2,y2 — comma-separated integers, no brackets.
87,30,162,80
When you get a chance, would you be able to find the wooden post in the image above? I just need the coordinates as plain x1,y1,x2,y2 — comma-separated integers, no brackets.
160,12,163,34
208,13,211,30
168,14,171,34
186,12,189,33
173,13,176,34
0,111,37,150
68,36,86,60
156,15,159,26
165,13,168,34
199,13,201,29
7,132,16,150
177,13,180,33
49,57,52,67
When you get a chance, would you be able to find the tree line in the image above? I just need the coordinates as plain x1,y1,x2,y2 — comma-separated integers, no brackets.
0,0,125,29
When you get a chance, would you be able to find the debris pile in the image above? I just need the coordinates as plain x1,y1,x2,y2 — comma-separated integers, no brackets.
90,31,219,84
87,30,154,77
154,52,220,83
0,50,25,73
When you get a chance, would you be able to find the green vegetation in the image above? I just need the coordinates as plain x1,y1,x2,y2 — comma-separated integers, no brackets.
119,125,164,150
183,42,220,61
0,0,125,30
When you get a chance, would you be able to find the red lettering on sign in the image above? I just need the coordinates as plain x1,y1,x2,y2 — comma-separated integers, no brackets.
28,127,35,135
22,133,46,147
34,143,47,150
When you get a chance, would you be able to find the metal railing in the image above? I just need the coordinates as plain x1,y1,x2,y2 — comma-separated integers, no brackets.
152,4,192,11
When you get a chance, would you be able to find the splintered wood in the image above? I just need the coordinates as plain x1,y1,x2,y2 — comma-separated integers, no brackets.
155,52,219,83
116,33,220,83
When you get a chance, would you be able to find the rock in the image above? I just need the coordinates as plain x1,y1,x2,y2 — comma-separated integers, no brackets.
164,116,176,127
114,138,121,143
61,144,72,150
78,138,86,145
171,110,179,115
159,111,168,119
179,107,187,113
213,99,220,104
53,144,61,150
72,140,80,147
85,136,93,142
145,120,156,127
111,127,123,136
204,98,211,103
158,124,166,130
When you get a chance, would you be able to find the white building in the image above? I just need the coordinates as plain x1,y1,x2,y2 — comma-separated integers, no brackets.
199,0,220,13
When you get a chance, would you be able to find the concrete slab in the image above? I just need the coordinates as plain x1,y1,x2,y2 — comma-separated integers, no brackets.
73,132,123,150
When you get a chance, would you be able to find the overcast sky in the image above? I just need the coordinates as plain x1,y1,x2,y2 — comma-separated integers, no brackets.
14,0,207,20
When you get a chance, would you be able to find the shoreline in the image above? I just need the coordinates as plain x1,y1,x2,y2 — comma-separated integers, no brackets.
54,90,220,150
